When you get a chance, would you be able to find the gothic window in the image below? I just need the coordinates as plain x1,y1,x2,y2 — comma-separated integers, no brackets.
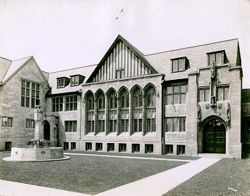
145,86,156,107
119,88,129,133
108,89,117,133
133,87,142,108
145,85,156,133
108,91,117,109
120,89,129,108
97,92,105,109
132,86,143,133
96,91,105,133
85,92,95,133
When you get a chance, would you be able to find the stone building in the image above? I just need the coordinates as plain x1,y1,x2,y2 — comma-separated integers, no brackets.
0,35,248,158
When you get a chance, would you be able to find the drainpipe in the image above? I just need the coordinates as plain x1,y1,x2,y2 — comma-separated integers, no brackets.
79,89,82,149
161,75,165,155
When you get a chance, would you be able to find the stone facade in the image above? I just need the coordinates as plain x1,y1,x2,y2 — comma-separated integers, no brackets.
0,35,248,158
0,57,50,149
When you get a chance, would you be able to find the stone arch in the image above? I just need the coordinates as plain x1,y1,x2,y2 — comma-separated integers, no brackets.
107,88,117,109
144,83,157,107
84,90,94,110
130,84,143,94
143,83,157,92
118,86,129,108
95,89,105,110
198,115,227,154
42,120,50,140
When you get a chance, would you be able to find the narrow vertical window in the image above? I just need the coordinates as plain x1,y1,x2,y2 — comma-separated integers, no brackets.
108,90,117,133
132,87,143,133
96,90,105,134
217,86,229,101
145,85,156,133
86,92,95,133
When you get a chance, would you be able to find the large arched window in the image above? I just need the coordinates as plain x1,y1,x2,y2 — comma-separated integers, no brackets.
96,90,105,133
145,85,156,133
97,92,105,109
145,86,156,107
132,86,143,133
120,88,129,108
108,89,117,133
109,91,117,109
119,88,129,133
85,91,95,133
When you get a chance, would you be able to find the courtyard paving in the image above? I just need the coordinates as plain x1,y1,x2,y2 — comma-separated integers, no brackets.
164,157,250,196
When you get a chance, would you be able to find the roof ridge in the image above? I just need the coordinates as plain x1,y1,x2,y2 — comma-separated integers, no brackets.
49,64,97,74
0,56,12,62
145,38,239,56
13,56,32,61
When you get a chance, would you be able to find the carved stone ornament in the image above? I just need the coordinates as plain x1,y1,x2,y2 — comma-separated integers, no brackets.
205,103,210,109
217,103,222,109
226,102,231,126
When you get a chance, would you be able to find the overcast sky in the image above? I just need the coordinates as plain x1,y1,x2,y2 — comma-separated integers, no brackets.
0,0,250,87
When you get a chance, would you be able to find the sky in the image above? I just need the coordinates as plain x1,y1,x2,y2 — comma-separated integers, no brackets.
0,0,250,87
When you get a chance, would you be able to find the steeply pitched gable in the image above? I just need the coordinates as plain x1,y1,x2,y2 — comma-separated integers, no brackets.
0,57,12,83
87,35,158,83
1,56,49,85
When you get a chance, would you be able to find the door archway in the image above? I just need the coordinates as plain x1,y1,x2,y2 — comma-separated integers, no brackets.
43,120,50,140
201,116,226,153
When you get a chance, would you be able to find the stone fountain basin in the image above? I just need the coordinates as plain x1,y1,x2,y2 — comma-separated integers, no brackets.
3,147,70,162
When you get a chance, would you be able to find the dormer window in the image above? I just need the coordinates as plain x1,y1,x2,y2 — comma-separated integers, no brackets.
57,77,70,88
208,51,226,66
70,75,85,86
171,57,188,72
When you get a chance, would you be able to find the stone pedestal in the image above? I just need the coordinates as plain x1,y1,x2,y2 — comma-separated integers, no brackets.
3,147,69,161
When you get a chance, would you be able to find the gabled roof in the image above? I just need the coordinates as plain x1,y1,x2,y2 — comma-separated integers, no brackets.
0,57,12,83
86,35,158,83
0,56,49,85
2,56,31,83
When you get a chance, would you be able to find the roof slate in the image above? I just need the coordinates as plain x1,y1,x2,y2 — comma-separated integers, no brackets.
48,64,97,94
145,38,239,80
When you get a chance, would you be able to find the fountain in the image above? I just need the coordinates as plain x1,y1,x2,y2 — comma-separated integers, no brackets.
3,106,70,161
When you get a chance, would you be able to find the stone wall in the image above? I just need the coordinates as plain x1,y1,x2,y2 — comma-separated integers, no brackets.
0,59,49,150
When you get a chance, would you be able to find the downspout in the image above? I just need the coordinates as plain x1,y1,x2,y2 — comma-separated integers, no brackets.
161,75,165,155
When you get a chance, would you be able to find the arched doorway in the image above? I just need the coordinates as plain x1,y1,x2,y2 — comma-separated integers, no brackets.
43,121,50,140
201,116,226,153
